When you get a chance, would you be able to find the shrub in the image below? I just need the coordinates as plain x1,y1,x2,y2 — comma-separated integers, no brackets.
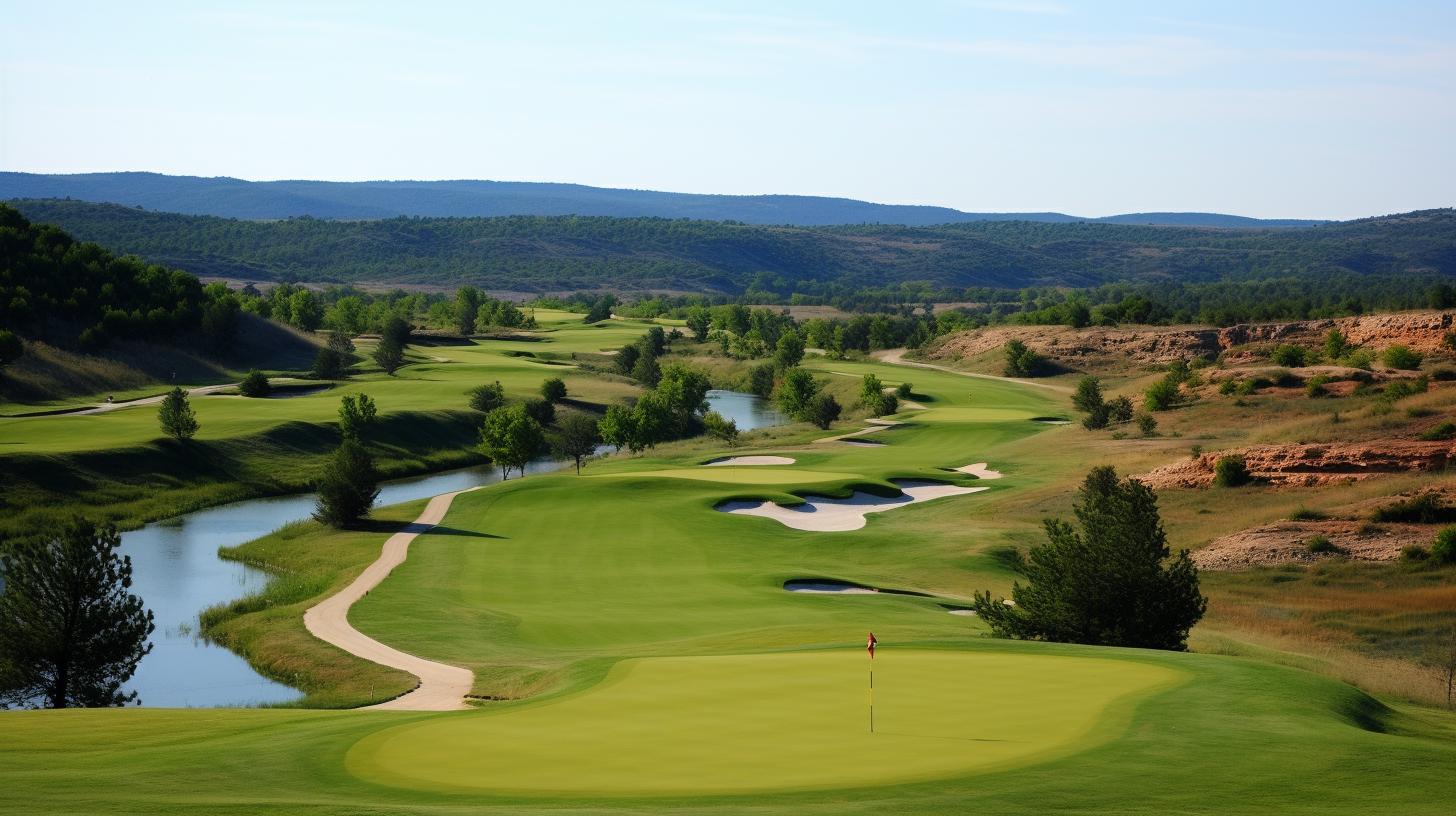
1383,345,1424,370
157,387,198,441
313,440,379,527
1190,445,1203,459
1382,376,1429,402
1305,374,1331,398
1108,395,1134,424
524,398,556,427
1401,544,1431,562
1289,507,1328,521
1144,376,1184,412
1271,344,1307,367
1344,348,1375,370
702,410,739,443
238,369,271,397
1420,421,1456,441
1212,455,1251,487
895,381,913,398
1370,493,1456,524
1305,535,1339,554
1234,379,1257,396
1323,329,1351,361
1003,340,1045,377
806,392,842,430
1432,526,1456,565
311,347,346,379
1218,379,1236,395
1431,367,1456,382
468,381,506,412
540,377,567,404
1135,413,1158,437
1073,376,1105,414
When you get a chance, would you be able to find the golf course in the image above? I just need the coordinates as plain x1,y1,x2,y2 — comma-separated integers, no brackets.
3,308,1455,814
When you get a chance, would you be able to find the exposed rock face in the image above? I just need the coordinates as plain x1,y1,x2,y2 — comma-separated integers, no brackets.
924,311,1456,368
1137,441,1456,489
1193,520,1429,569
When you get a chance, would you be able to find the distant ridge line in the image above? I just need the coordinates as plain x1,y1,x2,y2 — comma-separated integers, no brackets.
0,171,1329,228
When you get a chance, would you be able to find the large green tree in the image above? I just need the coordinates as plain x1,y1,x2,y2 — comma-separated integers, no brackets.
550,411,601,475
479,404,545,479
312,440,380,528
972,467,1206,651
157,387,198,440
0,517,154,709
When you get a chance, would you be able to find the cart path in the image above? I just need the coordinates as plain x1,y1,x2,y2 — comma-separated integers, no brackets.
304,488,479,711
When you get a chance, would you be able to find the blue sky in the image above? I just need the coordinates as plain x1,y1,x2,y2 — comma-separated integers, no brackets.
2,1,1452,218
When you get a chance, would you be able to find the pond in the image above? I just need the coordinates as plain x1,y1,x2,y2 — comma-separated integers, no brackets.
117,391,784,708
704,389,786,431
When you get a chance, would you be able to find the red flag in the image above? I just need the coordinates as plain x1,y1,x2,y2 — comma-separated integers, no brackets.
867,632,877,659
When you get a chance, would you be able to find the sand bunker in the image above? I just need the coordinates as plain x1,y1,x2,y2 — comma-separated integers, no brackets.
840,439,884,447
784,580,878,594
954,462,1003,479
704,455,796,467
717,480,988,532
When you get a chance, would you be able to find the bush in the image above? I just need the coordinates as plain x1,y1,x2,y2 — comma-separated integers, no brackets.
468,381,506,413
1271,344,1307,367
313,440,379,528
1212,455,1251,487
540,377,567,404
1383,345,1424,370
1431,367,1456,381
1003,339,1045,377
157,387,198,441
524,398,556,427
311,347,346,379
1144,376,1184,412
1218,379,1236,395
1108,395,1134,424
1370,493,1456,524
1432,526,1456,565
806,392,842,430
1289,507,1328,521
238,369,271,398
1305,374,1331,398
1305,535,1339,554
895,381,913,398
1135,413,1158,437
1234,379,1257,396
1401,544,1431,562
702,410,739,443
1382,376,1429,402
1420,421,1456,441
1344,348,1375,370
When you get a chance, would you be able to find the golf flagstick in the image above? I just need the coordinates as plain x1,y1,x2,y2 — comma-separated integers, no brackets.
867,632,877,734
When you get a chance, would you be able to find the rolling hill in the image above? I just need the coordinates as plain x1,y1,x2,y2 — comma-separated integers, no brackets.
0,172,1328,228
6,199,1452,296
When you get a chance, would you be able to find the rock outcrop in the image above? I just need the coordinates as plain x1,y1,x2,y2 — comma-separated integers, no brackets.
1137,441,1456,489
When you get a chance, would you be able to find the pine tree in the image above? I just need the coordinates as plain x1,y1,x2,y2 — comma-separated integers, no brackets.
973,467,1206,651
157,387,198,440
0,517,154,708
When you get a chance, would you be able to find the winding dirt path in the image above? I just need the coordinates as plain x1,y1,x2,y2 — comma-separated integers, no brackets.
872,348,1071,393
304,488,479,711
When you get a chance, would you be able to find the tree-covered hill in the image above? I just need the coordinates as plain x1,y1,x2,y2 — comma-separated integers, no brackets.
7,199,1454,296
0,171,1327,228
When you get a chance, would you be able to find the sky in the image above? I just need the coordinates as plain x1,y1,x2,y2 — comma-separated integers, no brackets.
1,1,1453,219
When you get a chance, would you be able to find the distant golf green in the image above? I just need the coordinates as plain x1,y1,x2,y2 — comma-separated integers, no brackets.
348,650,1183,796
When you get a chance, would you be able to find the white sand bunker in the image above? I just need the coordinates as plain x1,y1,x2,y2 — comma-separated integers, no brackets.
704,455,797,467
947,608,977,617
785,580,878,594
954,462,1003,479
717,480,989,532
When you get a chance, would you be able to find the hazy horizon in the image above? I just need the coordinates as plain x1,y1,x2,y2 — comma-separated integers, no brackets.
3,1,1453,220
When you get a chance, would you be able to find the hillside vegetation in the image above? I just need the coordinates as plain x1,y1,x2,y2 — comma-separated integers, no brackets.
9,199,1453,296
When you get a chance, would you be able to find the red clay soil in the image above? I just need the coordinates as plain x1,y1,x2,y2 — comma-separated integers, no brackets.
923,311,1456,368
1193,520,1432,569
1137,441,1456,489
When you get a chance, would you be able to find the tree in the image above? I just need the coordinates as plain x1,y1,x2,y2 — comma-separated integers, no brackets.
598,403,637,452
157,387,198,441
288,289,323,331
773,330,805,370
0,329,22,376
1107,395,1134,424
806,392,842,430
858,373,898,416
702,410,739,443
373,335,405,375
312,347,346,379
239,369,271,397
0,517,154,709
381,315,412,348
327,331,357,364
313,440,380,527
971,467,1206,651
1003,340,1045,377
454,286,481,335
479,404,545,479
540,377,567,404
1144,375,1184,411
1324,329,1352,361
614,344,641,375
631,352,661,387
524,398,556,426
686,306,712,342
550,411,601,474
776,367,820,420
746,362,776,397
338,393,377,440
1072,376,1104,413
584,295,615,324
643,326,668,357
630,391,673,450
468,381,506,412
1135,412,1158,437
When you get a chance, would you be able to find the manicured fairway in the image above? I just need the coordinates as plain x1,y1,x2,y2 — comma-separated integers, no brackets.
348,650,1183,796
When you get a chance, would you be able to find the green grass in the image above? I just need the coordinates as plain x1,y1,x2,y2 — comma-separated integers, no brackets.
4,338,1456,813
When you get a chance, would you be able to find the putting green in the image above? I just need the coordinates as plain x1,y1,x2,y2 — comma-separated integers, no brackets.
347,649,1183,796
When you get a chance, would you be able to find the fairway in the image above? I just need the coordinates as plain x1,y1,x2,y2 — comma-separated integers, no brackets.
346,650,1183,796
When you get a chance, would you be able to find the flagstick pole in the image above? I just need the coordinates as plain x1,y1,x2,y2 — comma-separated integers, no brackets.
869,654,874,734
